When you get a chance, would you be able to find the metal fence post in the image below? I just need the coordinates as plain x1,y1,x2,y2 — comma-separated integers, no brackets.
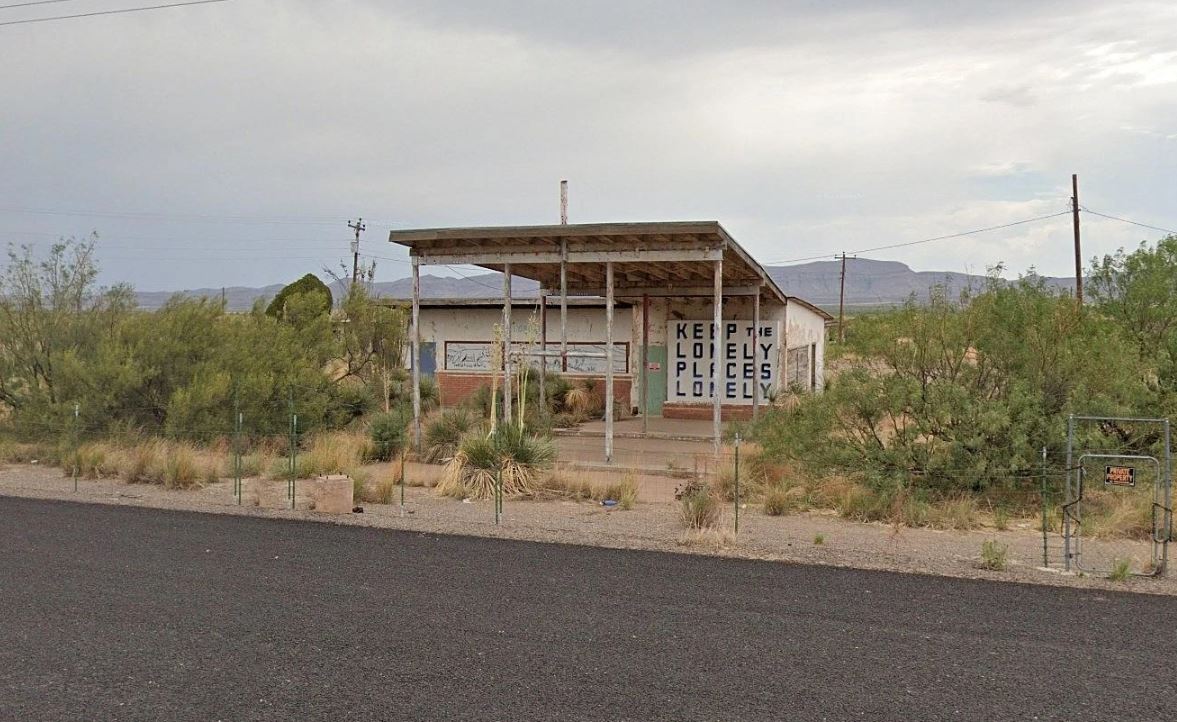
1041,446,1048,567
1065,415,1074,572
234,391,243,506
288,386,297,510
734,433,741,535
495,465,502,525
72,403,80,492
399,446,406,515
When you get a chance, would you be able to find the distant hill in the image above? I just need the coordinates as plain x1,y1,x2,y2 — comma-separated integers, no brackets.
133,259,1072,311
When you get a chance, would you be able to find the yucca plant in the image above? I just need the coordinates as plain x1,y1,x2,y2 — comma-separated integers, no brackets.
424,407,479,463
436,424,555,500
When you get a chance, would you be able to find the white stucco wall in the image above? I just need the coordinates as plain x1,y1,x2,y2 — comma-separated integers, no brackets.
783,300,828,392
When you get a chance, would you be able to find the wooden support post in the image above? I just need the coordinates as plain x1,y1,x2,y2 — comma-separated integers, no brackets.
607,259,616,461
712,259,723,457
502,263,513,428
411,257,422,452
752,290,761,421
605,261,615,464
560,240,568,372
641,293,650,435
539,291,547,413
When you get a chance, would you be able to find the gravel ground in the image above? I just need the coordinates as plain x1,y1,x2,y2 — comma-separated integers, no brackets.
3,496,1176,721
2,461,1174,596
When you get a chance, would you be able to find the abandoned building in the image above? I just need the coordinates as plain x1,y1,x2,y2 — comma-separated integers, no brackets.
389,221,831,458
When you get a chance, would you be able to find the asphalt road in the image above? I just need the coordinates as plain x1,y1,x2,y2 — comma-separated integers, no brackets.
2,497,1175,721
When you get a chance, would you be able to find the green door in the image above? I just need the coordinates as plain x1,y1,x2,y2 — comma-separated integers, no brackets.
643,345,667,415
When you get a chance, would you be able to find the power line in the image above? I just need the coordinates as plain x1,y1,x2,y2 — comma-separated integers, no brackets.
0,0,229,27
1081,208,1177,236
0,0,80,10
765,210,1072,266
0,206,400,226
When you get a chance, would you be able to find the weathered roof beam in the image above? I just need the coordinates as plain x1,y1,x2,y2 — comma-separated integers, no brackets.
412,248,723,266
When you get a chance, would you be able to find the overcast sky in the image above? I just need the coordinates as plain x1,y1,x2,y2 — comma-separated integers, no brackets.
1,0,1174,291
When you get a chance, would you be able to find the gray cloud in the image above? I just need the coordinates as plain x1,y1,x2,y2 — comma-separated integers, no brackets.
0,0,1174,291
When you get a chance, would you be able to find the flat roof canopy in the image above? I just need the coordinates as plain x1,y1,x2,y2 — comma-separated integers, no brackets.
388,221,789,303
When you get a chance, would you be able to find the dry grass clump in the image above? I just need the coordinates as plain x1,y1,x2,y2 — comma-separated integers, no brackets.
1082,490,1153,540
926,496,979,530
299,431,371,477
541,473,596,500
539,472,639,508
677,479,721,530
63,442,123,479
677,527,736,550
762,486,804,516
980,540,1008,571
562,380,602,417
373,475,398,504
266,431,371,480
1,440,56,465
115,440,219,488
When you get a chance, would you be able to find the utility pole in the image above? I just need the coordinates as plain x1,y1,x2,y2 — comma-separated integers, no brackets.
559,180,568,224
837,252,849,343
1071,175,1083,306
348,217,365,286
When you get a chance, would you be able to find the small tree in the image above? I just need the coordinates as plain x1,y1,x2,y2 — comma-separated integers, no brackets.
264,274,333,322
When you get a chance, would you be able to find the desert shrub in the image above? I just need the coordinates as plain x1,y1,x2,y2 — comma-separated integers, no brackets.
980,540,1008,571
751,276,1152,507
993,507,1010,531
677,479,721,529
122,441,163,484
424,408,478,463
163,444,203,489
762,488,793,516
550,412,580,429
369,410,409,462
813,533,826,545
436,425,555,500
1108,558,1132,582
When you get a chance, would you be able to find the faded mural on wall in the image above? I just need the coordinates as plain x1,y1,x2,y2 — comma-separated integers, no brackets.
444,341,628,374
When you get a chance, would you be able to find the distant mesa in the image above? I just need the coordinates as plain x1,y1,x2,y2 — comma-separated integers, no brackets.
134,259,1072,312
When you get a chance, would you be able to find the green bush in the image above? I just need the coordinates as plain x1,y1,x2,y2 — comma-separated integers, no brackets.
369,410,409,462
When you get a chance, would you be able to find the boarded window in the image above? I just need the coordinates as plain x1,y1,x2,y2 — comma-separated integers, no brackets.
785,346,810,391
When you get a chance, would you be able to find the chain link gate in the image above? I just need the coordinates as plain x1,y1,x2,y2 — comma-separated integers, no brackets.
1064,415,1172,576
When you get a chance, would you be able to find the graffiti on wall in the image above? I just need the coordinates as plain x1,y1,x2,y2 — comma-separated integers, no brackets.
444,341,628,374
667,321,778,404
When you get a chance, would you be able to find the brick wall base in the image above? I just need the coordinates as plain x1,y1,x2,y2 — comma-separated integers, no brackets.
662,403,755,422
436,371,634,410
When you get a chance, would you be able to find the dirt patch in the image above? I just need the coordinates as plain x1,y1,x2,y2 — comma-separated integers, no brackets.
2,461,1174,596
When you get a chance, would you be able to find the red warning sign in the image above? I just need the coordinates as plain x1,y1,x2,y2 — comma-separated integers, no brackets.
1104,465,1136,487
